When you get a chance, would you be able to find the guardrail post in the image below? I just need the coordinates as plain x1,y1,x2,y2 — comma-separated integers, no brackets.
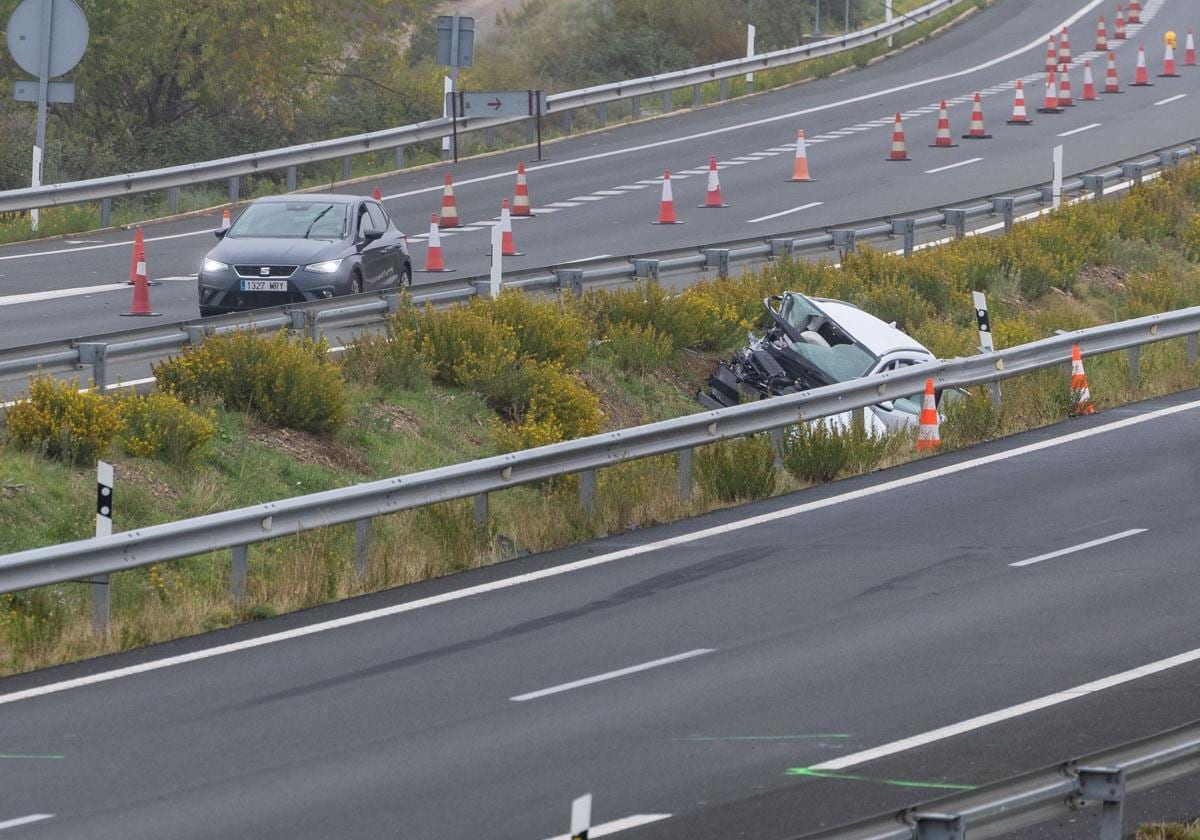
231,545,248,604
229,176,240,202
719,78,729,100
912,812,964,840
383,292,401,314
184,324,210,347
474,492,489,525
395,146,406,170
354,518,372,579
100,198,111,228
991,197,1015,233
770,428,785,471
526,118,535,144
1158,149,1183,168
1188,334,1198,365
633,258,660,284
562,110,573,136
597,102,608,126
288,310,307,334
77,342,109,395
1081,174,1105,201
556,268,585,297
768,238,793,259
579,468,597,515
631,95,641,119
692,84,702,108
662,90,672,113
485,126,496,147
704,248,731,278
944,208,968,239
342,156,353,181
1127,345,1140,383
891,218,916,257
286,166,297,192
678,448,693,501
1075,767,1125,840
1122,162,1145,185
168,187,179,215
831,228,857,257
310,312,323,344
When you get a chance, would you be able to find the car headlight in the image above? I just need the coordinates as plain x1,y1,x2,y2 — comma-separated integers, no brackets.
202,257,228,273
305,259,343,274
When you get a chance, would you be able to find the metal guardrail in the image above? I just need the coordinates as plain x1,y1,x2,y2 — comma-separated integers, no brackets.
0,0,962,214
791,720,1200,840
0,138,1194,393
1,302,1199,595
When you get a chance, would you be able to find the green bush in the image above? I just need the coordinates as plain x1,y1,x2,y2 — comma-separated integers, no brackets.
118,391,216,464
419,302,519,384
153,330,348,435
695,434,777,502
492,361,604,451
5,376,122,465
602,321,674,373
490,291,591,367
940,389,1002,449
780,421,893,483
342,302,434,391
584,282,699,350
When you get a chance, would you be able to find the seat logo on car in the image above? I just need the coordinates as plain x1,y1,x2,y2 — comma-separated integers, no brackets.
260,266,270,276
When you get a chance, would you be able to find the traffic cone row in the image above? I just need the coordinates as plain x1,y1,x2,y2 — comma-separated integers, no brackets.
1038,70,1065,113
916,379,940,451
513,162,533,216
1070,344,1095,415
1114,5,1126,39
1081,60,1098,101
1105,51,1123,93
1007,80,1033,124
930,101,957,147
499,199,523,256
653,171,681,224
1095,16,1108,51
1044,35,1058,72
887,113,910,162
790,130,815,182
421,213,452,273
961,93,992,139
1132,43,1152,85
1058,26,1072,64
1159,42,1180,77
1058,64,1075,107
699,156,729,207
122,228,160,317
1187,30,1197,66
1127,0,1140,24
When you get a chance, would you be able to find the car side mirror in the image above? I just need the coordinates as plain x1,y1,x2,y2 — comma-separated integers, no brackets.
214,227,227,239
362,226,384,242
877,400,895,411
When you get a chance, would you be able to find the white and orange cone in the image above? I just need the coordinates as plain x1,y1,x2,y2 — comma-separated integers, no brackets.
440,173,460,227
1159,42,1180,77
126,227,160,287
1132,43,1153,85
1058,26,1072,64
420,213,453,273
499,199,522,256
915,378,941,451
1104,51,1123,93
961,92,992,138
1114,4,1127,39
1007,80,1034,125
1058,63,1075,106
121,229,160,317
652,171,681,224
1186,30,1197,66
1044,35,1058,72
220,209,231,231
930,100,958,147
699,156,728,207
1095,16,1108,51
512,163,533,217
790,129,815,181
1128,0,1140,24
1038,70,1065,113
886,113,910,161
1081,60,1098,100
1070,344,1094,415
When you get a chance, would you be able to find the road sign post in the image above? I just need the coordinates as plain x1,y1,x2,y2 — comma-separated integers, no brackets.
436,16,474,161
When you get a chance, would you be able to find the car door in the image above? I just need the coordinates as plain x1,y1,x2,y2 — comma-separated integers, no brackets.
354,202,387,289
364,202,400,288
868,357,930,432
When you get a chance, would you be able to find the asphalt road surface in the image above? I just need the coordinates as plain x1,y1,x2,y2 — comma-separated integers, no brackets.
1,389,1199,838
0,0,1198,349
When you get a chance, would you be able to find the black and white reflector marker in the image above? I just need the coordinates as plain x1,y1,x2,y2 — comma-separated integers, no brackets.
571,794,592,840
96,461,114,538
973,291,994,353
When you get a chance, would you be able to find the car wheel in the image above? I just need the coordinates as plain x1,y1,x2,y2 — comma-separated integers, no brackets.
199,305,219,318
348,270,363,296
399,261,412,289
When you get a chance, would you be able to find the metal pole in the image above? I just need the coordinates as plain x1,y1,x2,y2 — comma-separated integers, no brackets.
535,91,544,161
845,0,851,33
31,0,54,233
814,0,822,35
886,0,894,47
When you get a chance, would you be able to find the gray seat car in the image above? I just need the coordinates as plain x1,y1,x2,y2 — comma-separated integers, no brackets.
197,193,411,316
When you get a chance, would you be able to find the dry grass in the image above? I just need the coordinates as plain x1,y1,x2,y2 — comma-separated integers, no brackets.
1140,822,1200,840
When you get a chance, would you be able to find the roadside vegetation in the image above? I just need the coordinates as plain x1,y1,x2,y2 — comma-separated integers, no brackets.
4,158,1200,675
1141,822,1200,840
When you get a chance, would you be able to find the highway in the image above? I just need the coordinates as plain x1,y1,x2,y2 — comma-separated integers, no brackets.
1,390,1199,838
1,0,1198,350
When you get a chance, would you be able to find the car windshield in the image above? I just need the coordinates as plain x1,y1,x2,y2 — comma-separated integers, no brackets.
779,293,877,382
228,202,348,240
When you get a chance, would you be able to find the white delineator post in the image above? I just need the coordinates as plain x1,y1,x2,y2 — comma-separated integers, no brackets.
93,461,114,635
745,24,756,91
441,75,454,157
886,0,894,47
973,291,1002,408
489,222,502,299
1052,144,1064,209
570,794,593,840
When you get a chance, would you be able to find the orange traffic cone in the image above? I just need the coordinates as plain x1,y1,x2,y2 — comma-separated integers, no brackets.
440,174,460,227
1159,42,1180,77
915,378,940,451
1057,64,1075,106
961,92,991,138
886,113,910,161
122,230,160,317
499,199,523,256
1058,26,1072,64
1038,70,1064,113
512,162,533,217
1104,51,1123,93
1127,0,1140,24
1081,60,1097,100
1132,43,1152,85
420,213,453,272
789,129,815,181
1044,35,1058,72
652,171,681,224
220,209,231,231
1186,30,1197,66
1114,5,1126,40
930,100,958,147
1070,344,1094,415
698,156,728,207
372,185,382,201
1095,16,1108,51
126,227,160,287
1007,80,1034,124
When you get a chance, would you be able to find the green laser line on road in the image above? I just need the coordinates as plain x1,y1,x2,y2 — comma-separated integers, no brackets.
787,767,977,791
0,754,63,760
682,734,850,742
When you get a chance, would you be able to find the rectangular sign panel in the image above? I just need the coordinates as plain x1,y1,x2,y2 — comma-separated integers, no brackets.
446,90,547,119
13,80,74,103
435,16,475,68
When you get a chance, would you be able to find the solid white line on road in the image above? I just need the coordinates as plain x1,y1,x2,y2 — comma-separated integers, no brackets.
562,254,614,264
529,208,560,214
1154,93,1187,106
1009,528,1147,567
812,643,1200,771
0,815,53,832
510,649,714,702
545,201,582,208
1057,122,1102,137
0,227,220,262
543,814,672,840
3,397,1196,708
0,283,129,306
592,190,627,195
569,195,608,201
615,183,649,190
924,157,983,174
747,201,823,224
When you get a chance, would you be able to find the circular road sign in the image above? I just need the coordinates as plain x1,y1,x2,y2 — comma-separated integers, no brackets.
6,0,89,78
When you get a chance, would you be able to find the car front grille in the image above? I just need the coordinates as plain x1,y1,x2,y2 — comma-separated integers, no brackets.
233,264,298,279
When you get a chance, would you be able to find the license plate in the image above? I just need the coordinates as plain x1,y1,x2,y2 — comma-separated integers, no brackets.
240,280,288,292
